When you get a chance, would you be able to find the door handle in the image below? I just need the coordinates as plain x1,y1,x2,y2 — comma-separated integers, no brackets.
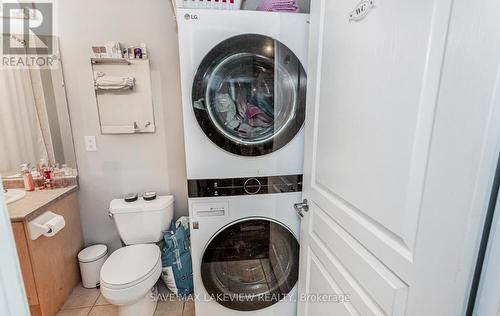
294,199,309,218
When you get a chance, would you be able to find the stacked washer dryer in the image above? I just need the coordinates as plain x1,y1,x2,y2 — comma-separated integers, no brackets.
177,8,309,316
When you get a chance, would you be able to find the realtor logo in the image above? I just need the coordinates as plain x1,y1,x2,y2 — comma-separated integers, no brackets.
1,2,55,68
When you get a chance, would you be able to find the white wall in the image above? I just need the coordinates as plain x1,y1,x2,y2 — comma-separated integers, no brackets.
57,0,188,252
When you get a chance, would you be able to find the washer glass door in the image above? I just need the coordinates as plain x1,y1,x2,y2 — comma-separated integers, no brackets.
192,34,307,156
201,219,300,311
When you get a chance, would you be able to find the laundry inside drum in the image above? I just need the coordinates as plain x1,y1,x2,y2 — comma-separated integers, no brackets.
205,52,298,145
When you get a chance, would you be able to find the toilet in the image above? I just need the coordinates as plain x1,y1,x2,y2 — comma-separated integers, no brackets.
100,195,174,316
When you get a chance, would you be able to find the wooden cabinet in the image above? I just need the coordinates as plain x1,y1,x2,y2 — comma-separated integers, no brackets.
12,191,84,316
12,223,39,306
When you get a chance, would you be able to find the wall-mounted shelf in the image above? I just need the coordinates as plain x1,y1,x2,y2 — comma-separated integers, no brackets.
91,58,155,134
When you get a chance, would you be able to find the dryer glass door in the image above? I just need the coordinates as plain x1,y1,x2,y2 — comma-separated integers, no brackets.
192,34,307,156
201,219,300,311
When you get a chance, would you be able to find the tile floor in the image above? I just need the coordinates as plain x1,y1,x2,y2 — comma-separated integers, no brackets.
57,281,195,316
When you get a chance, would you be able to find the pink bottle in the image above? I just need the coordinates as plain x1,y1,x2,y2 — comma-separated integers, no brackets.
22,164,35,192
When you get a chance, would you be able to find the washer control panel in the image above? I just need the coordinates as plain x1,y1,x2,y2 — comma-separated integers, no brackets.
187,174,302,198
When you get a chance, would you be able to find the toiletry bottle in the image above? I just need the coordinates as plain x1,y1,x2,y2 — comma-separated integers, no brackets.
57,163,68,188
134,47,142,59
36,164,43,190
104,42,113,58
61,164,70,176
128,46,135,59
44,165,53,189
140,43,148,59
52,163,60,189
22,164,35,192
37,159,46,190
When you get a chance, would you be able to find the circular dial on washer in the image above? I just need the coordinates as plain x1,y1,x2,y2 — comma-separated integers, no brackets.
201,218,299,311
192,34,307,157
244,178,262,195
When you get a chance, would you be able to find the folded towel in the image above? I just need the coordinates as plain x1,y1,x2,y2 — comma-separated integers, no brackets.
94,71,135,90
257,0,299,12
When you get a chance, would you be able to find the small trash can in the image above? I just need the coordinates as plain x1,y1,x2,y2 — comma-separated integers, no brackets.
78,244,108,289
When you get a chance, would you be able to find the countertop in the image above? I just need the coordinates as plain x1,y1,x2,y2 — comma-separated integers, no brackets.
8,186,78,222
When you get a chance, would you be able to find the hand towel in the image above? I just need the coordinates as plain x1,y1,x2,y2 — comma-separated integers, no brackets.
257,0,299,12
94,71,135,90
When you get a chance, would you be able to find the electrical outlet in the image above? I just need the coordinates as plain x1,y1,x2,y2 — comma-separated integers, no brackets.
85,136,97,152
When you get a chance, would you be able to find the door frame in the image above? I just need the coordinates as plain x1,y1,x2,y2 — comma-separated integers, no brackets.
471,157,500,315
0,183,30,316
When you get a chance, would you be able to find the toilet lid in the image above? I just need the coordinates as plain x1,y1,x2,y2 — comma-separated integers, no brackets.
100,244,160,289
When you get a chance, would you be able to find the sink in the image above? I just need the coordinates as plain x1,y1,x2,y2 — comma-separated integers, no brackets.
4,189,27,205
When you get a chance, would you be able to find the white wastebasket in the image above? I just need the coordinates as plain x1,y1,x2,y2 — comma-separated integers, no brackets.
78,244,108,288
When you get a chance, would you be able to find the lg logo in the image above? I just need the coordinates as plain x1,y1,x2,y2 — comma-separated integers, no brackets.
184,13,198,20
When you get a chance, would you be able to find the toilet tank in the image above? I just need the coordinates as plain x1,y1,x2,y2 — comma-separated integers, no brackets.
109,196,174,245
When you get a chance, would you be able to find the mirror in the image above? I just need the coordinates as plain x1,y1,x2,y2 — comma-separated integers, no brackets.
0,35,77,180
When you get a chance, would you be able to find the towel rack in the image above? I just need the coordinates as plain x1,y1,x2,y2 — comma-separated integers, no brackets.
91,57,131,65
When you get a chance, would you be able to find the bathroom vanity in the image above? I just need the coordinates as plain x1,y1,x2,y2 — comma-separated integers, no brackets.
0,32,82,316
8,186,84,316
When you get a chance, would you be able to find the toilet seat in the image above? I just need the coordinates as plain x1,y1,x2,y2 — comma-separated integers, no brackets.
101,244,161,290
100,244,162,308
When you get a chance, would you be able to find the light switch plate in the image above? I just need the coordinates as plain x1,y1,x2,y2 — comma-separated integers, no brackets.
84,136,97,152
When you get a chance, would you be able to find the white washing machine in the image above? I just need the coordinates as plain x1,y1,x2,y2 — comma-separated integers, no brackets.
177,9,309,180
178,9,308,315
189,191,302,316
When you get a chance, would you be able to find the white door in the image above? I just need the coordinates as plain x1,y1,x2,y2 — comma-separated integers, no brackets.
0,185,30,316
297,0,500,315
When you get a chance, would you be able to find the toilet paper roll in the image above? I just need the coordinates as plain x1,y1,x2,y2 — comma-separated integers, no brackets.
43,215,66,237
